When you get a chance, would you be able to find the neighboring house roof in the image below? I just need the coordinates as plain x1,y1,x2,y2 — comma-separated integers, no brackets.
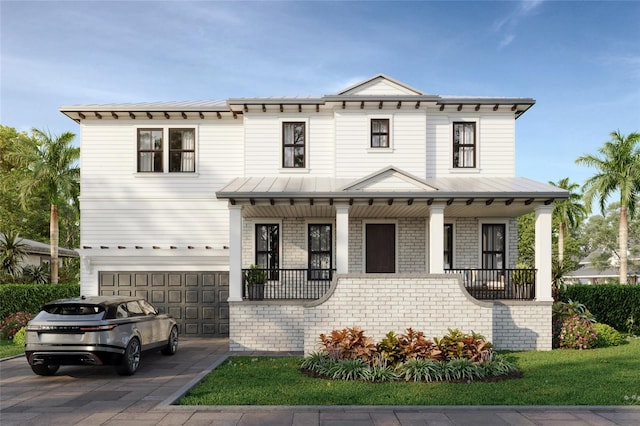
1,234,78,258
60,74,536,122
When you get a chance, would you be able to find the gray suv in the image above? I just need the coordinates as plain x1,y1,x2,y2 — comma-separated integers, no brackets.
25,295,178,376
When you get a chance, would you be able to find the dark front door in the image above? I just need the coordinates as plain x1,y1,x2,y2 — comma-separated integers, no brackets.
366,223,395,273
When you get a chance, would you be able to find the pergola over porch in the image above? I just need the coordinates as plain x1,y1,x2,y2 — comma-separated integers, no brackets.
216,167,569,303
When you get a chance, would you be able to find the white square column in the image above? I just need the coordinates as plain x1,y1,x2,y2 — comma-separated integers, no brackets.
535,205,553,302
228,204,243,302
428,204,445,274
335,205,350,274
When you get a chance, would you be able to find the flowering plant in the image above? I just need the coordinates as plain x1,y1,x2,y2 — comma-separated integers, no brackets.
558,315,598,350
0,311,34,340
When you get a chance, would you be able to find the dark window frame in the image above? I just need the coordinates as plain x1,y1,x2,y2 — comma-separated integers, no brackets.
482,223,506,270
282,122,306,168
453,122,476,168
168,128,196,173
444,223,453,270
255,224,280,280
370,118,390,148
137,128,164,172
308,224,333,280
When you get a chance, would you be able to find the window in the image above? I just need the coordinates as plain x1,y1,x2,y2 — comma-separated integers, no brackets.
444,224,453,270
256,224,279,279
137,129,163,172
282,122,305,168
169,129,195,172
482,224,505,269
308,224,332,280
371,119,390,148
453,122,476,168
137,128,196,173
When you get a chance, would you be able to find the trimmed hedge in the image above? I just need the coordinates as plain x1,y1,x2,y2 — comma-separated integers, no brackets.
559,284,640,333
0,283,80,320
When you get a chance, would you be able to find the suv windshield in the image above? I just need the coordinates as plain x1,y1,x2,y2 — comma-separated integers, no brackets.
43,304,105,315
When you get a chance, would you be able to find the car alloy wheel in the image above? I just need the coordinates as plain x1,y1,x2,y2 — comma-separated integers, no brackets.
162,326,179,356
116,337,141,376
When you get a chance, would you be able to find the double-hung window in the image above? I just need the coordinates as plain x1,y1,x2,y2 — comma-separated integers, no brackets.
137,128,196,173
482,224,505,270
137,129,163,172
282,122,305,168
453,122,476,168
255,224,279,280
308,224,332,280
444,224,453,270
370,118,390,148
169,129,196,172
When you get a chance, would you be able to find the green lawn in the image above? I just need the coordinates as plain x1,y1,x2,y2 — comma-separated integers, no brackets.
0,339,24,359
179,338,640,406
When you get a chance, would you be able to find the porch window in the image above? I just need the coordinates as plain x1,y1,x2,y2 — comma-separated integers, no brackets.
169,129,195,172
137,129,163,172
453,122,476,168
308,224,332,280
371,119,390,148
482,224,505,269
444,224,453,270
283,122,305,168
255,224,279,279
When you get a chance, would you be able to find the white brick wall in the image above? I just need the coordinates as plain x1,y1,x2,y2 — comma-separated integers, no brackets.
229,274,552,353
398,218,426,272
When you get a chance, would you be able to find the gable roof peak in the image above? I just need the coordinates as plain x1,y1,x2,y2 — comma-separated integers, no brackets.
336,74,425,96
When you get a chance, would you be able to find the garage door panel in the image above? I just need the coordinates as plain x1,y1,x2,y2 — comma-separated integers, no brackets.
99,271,229,337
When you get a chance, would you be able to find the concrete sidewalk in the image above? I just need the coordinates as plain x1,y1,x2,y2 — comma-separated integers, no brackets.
1,337,639,425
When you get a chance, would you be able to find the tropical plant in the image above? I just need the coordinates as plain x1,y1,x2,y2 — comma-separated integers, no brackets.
0,230,28,281
243,264,267,285
435,328,492,362
319,326,377,361
0,311,34,340
549,178,588,265
20,264,50,284
593,323,626,347
558,315,598,349
12,326,27,347
397,327,443,361
576,130,640,283
376,331,403,365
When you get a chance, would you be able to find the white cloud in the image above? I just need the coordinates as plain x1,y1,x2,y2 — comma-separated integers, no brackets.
494,0,544,49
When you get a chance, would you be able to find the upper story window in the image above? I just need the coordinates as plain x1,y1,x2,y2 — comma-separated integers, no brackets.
282,122,305,168
453,122,476,168
137,128,196,173
169,129,195,172
137,129,163,172
371,119,390,148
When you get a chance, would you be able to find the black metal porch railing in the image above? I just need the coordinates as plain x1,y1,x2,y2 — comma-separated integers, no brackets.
445,268,536,300
242,268,335,300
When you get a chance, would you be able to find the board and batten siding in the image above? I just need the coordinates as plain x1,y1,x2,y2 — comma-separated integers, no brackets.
334,109,427,179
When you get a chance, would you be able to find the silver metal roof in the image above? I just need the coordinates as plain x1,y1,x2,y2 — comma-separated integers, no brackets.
60,100,228,111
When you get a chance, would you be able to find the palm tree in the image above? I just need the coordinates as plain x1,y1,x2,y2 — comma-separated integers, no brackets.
549,178,587,265
7,129,79,284
0,230,29,281
576,130,640,283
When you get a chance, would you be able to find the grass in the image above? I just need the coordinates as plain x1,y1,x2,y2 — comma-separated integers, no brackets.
179,337,640,406
0,339,24,359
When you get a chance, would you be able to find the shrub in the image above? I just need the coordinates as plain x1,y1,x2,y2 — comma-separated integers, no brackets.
12,326,27,347
559,284,640,334
594,323,626,347
397,328,443,361
435,328,492,362
397,358,443,382
483,353,519,376
327,358,372,381
376,331,403,365
552,299,596,347
558,315,598,349
319,327,377,361
0,311,33,340
0,283,80,320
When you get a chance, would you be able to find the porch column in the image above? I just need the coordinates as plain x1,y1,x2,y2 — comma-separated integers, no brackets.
228,204,243,302
428,203,445,274
335,205,350,274
535,205,553,302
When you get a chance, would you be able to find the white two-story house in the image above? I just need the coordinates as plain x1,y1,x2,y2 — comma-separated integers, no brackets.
62,75,568,352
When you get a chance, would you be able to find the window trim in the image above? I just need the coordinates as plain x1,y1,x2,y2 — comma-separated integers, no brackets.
367,115,393,152
479,221,507,270
452,121,477,169
254,223,280,280
370,118,390,148
137,128,164,173
282,121,307,169
168,128,196,173
135,126,198,175
444,223,454,270
307,223,333,280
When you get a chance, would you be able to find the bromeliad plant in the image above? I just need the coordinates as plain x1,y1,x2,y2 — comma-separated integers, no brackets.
304,326,518,383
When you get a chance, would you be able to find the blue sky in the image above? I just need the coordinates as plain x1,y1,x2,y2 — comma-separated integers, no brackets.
1,0,639,188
